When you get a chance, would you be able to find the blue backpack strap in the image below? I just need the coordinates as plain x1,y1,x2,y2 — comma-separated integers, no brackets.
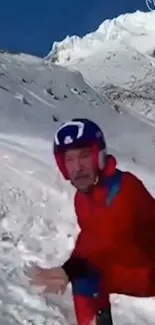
103,169,122,205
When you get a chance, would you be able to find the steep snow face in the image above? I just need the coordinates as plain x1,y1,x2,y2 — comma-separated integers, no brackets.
0,51,119,266
47,10,155,124
0,52,154,185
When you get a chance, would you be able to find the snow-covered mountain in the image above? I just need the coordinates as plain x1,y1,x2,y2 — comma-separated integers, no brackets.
47,10,155,123
0,10,155,325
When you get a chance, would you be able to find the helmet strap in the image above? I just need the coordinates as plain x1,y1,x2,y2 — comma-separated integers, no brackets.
98,149,106,170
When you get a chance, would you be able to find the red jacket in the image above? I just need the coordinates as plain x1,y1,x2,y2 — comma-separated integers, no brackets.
73,155,155,297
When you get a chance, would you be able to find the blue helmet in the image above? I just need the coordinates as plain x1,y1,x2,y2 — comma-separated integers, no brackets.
53,118,107,179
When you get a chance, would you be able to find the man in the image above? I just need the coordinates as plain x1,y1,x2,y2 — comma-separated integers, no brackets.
30,118,155,325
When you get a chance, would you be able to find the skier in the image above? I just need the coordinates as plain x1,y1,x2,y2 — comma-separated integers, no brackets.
30,118,155,325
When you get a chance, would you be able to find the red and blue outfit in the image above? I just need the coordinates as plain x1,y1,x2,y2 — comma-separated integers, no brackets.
63,155,155,324
54,118,155,325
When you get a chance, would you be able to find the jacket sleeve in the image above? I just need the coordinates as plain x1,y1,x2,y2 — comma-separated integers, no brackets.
62,255,91,280
106,174,155,297
132,174,155,257
62,192,97,280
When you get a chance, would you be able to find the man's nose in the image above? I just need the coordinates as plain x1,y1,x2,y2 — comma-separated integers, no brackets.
74,158,83,171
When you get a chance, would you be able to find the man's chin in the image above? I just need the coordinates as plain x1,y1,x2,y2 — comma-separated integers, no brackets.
72,179,92,192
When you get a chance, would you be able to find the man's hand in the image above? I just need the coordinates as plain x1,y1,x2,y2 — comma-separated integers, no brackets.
29,265,69,294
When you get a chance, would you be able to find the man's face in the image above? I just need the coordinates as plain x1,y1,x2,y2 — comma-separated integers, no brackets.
64,146,96,191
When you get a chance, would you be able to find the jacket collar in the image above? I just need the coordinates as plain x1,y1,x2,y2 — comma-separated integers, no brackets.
86,155,117,202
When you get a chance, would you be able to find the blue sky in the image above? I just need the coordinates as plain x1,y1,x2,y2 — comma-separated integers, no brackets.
0,0,148,57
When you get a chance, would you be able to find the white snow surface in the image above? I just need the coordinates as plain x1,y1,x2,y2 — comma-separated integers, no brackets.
47,10,155,124
47,11,155,63
0,10,155,325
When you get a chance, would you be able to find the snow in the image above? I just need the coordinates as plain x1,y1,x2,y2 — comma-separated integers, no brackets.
0,9,155,325
110,295,155,325
47,11,155,63
47,10,155,124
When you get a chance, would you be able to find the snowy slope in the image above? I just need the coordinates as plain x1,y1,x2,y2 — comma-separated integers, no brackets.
47,10,155,124
0,11,155,324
